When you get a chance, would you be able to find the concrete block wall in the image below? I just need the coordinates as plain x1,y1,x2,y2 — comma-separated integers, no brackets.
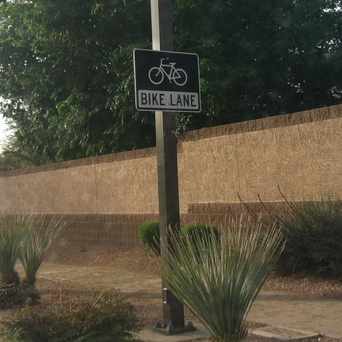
1,104,342,246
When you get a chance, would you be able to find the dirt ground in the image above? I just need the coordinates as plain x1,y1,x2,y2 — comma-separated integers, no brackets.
1,245,342,341
47,244,342,299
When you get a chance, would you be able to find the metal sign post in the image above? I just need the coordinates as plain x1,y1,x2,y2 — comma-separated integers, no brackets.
133,0,200,334
150,0,185,333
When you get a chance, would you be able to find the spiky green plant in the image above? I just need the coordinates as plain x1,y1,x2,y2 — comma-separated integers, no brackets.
163,216,284,342
0,216,25,286
19,216,64,288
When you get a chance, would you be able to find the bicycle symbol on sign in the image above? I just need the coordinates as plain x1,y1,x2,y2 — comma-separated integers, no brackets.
148,58,188,87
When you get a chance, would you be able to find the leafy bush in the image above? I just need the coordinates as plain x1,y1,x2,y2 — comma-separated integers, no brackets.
163,216,284,342
138,221,220,256
1,291,140,342
276,196,342,277
138,221,160,255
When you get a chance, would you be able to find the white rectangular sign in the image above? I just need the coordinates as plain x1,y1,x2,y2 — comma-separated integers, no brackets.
138,90,199,111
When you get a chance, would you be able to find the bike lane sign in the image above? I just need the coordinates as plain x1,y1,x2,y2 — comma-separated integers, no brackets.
133,49,201,113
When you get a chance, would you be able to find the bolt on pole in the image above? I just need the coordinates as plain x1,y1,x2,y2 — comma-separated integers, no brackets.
150,0,185,332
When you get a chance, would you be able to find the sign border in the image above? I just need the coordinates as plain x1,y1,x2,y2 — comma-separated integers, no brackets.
133,48,202,113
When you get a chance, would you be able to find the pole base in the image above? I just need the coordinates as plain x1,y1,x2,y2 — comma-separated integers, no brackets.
153,320,196,335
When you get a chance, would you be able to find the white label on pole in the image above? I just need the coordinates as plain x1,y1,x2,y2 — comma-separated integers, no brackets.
138,90,199,111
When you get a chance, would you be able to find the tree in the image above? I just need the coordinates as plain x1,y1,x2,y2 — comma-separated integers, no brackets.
175,0,342,129
0,0,153,164
0,0,341,165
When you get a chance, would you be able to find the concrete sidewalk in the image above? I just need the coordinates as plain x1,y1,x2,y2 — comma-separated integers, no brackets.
249,291,342,339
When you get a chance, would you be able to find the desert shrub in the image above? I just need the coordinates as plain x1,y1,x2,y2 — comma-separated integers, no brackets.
0,216,25,286
138,221,160,255
276,196,342,277
163,216,284,342
0,216,27,309
181,223,219,243
20,216,64,289
0,215,64,307
1,291,140,342
181,224,219,261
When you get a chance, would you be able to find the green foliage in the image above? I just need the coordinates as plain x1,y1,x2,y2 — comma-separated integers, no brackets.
1,1,342,164
138,221,160,255
181,224,219,261
276,196,342,277
0,216,25,286
0,215,64,307
19,216,64,288
0,0,153,164
0,151,33,171
138,222,219,256
181,223,219,242
163,216,284,342
1,291,140,342
0,216,27,308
